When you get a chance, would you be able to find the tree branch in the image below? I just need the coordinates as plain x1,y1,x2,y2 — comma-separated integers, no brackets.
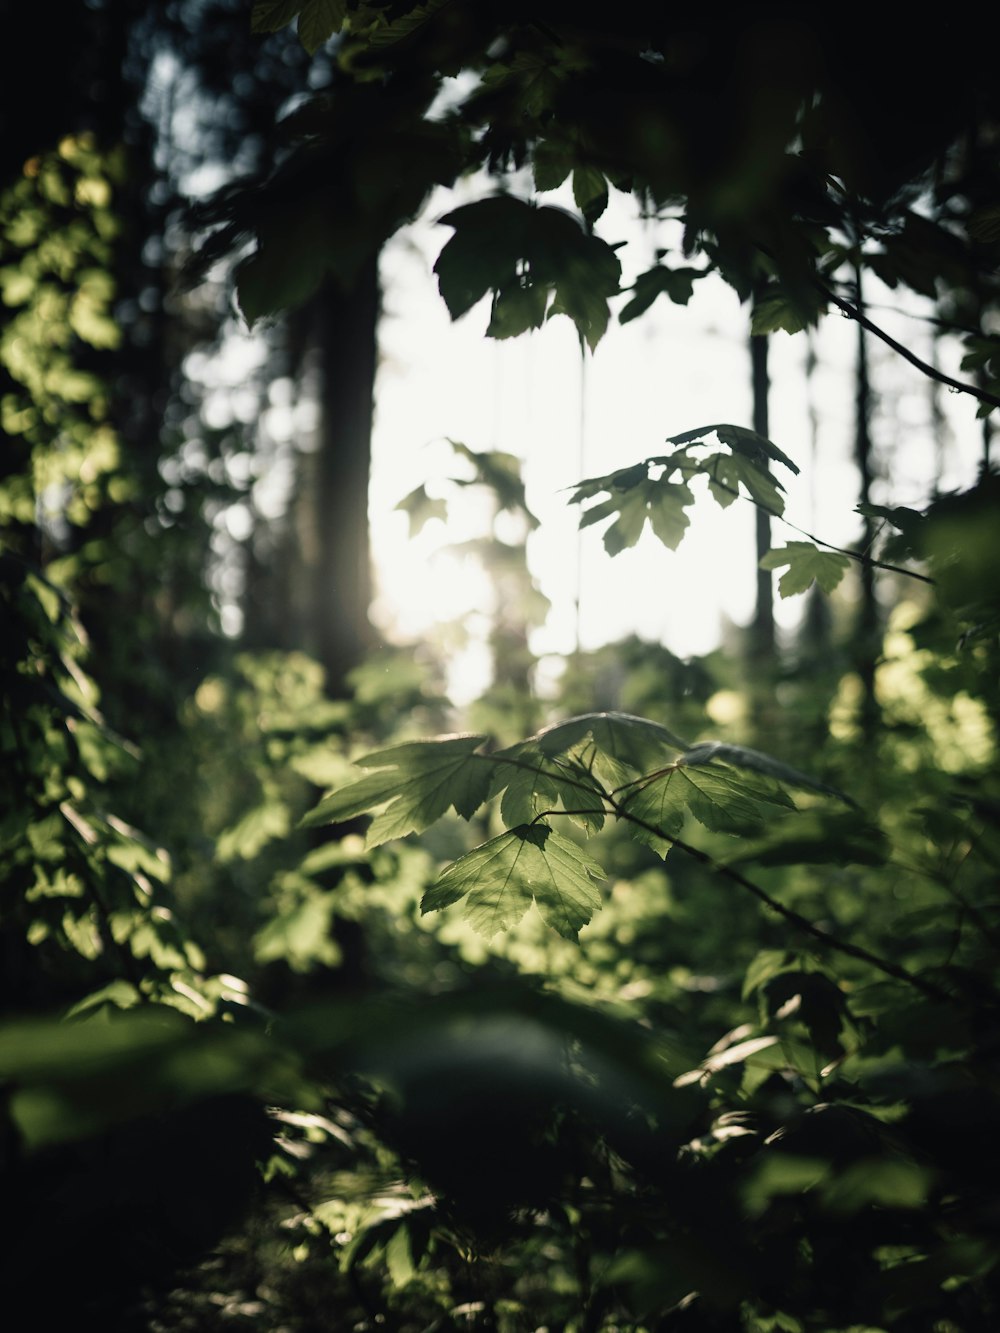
606,794,950,1004
484,751,950,1004
819,282,1000,412
687,459,935,586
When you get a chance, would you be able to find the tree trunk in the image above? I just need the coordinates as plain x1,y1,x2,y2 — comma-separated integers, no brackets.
312,262,380,694
748,318,775,734
252,264,381,692
853,267,880,747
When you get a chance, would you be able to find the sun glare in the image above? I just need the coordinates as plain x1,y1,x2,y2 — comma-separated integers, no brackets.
369,190,982,703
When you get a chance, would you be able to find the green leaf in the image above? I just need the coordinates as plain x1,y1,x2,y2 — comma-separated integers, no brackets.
300,734,491,846
448,440,538,524
234,211,330,326
742,949,799,1001
577,477,694,554
297,0,347,53
384,1224,416,1287
422,823,605,939
742,1154,829,1216
617,768,686,857
488,281,549,338
572,166,608,224
668,423,799,475
704,452,787,515
253,892,341,971
622,763,792,843
751,293,808,335
251,0,302,33
395,484,447,537
532,140,573,192
760,542,851,596
488,743,607,833
435,198,620,350
434,197,533,320
820,1158,935,1215
216,801,290,863
620,264,703,323
678,741,850,802
531,712,689,772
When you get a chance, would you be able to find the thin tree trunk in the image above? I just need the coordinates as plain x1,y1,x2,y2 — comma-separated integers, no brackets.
853,266,880,747
748,317,775,733
750,330,774,660
312,262,380,695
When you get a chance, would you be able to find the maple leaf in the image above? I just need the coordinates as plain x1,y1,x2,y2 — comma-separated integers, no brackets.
573,465,695,555
760,542,851,596
422,823,605,939
532,712,689,773
395,484,447,538
300,734,491,846
488,744,607,833
622,763,795,851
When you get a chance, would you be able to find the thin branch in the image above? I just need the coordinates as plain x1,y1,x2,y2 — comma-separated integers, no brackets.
605,795,950,1004
819,282,1000,412
483,752,950,1004
683,458,935,586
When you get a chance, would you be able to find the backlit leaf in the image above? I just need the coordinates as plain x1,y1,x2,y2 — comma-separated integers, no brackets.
704,452,787,515
751,293,808,335
668,422,799,475
488,743,607,832
572,166,608,224
435,197,620,350
395,484,447,537
620,264,703,322
531,712,689,772
622,763,792,844
760,542,851,596
251,0,302,33
297,0,347,53
422,823,604,939
577,477,694,554
679,741,850,802
300,734,491,846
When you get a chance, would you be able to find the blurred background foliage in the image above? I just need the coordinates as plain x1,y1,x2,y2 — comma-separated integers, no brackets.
2,4,1000,1332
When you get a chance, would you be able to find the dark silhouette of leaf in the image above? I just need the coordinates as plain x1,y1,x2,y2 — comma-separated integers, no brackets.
395,484,447,537
297,0,347,54
620,263,704,322
668,422,799,474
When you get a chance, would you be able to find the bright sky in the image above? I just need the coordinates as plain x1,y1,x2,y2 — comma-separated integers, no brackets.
368,185,982,700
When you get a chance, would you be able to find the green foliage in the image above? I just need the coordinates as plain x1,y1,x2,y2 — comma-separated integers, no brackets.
434,195,621,349
301,733,492,844
620,262,707,322
423,823,605,939
760,542,852,596
569,422,801,559
10,8,1000,1330
0,138,124,539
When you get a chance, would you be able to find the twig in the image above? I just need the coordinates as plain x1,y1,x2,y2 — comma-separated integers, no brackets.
681,456,935,586
819,282,1000,412
605,795,950,1004
486,752,950,1004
